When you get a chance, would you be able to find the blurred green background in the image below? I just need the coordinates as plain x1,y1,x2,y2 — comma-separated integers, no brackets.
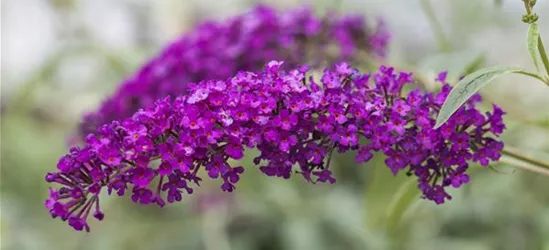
2,0,549,249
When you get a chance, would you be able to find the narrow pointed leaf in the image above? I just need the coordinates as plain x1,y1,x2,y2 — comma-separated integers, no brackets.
385,179,420,234
528,23,541,73
461,53,486,76
434,66,523,128
538,36,549,80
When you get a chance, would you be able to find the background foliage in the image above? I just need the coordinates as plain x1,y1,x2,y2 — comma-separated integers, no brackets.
2,0,549,249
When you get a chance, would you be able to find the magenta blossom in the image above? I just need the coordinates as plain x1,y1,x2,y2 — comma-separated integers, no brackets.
46,62,504,231
78,5,390,138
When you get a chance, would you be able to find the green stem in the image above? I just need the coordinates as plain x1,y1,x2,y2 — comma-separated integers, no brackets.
515,70,549,86
499,155,549,177
537,35,549,79
522,0,533,15
501,146,549,170
420,0,452,52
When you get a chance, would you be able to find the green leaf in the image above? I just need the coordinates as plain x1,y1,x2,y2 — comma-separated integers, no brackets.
434,66,524,128
385,179,420,234
537,35,549,82
362,155,410,230
527,23,541,73
461,53,486,76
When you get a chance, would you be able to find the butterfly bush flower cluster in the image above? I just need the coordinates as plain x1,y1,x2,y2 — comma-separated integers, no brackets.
46,61,505,231
79,5,390,137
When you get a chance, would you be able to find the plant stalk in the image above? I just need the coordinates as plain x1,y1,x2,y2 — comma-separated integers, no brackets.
499,155,549,177
501,146,549,170
515,70,548,84
420,0,452,52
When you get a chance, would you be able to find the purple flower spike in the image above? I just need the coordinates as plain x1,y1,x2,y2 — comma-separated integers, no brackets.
78,5,390,138
46,61,505,231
